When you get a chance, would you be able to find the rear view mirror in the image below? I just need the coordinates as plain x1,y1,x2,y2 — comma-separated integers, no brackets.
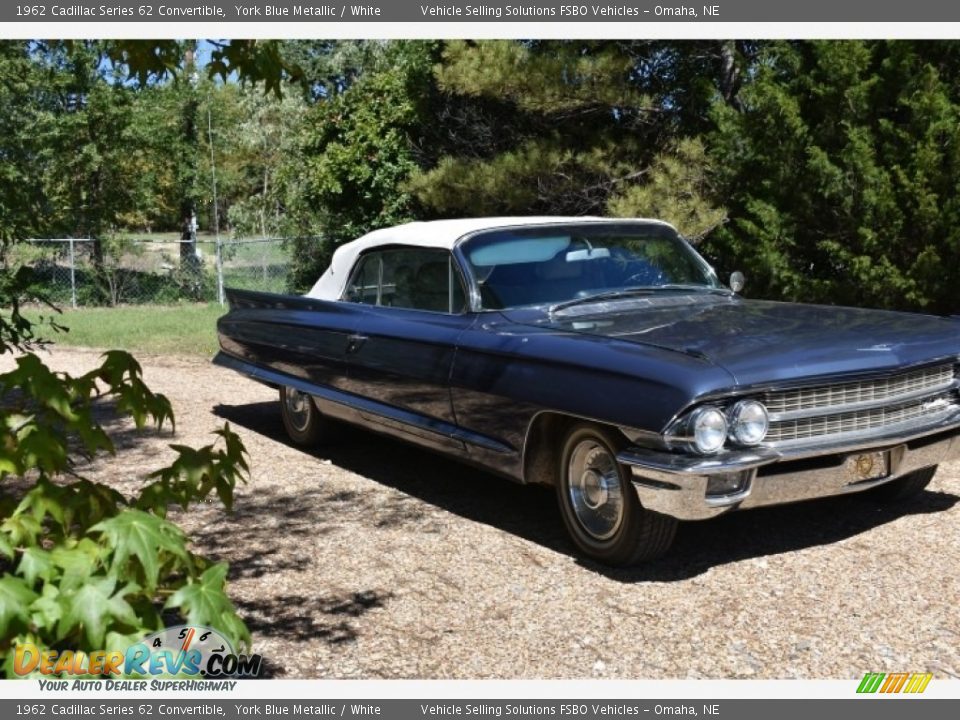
730,271,746,293
566,248,611,262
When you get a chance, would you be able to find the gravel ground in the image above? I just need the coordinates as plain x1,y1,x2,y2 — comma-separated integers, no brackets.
7,347,960,680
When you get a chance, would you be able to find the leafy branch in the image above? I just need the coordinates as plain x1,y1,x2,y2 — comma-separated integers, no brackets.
1,329,251,676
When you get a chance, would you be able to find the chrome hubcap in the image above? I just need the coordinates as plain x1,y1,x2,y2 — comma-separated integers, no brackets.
567,440,624,541
284,387,311,431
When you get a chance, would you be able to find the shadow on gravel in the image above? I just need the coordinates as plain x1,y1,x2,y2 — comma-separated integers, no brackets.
235,590,392,644
214,400,960,584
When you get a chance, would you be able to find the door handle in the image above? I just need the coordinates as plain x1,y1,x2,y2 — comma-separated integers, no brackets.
346,334,368,354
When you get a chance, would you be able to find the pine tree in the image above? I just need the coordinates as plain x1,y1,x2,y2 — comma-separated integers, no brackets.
706,40,960,314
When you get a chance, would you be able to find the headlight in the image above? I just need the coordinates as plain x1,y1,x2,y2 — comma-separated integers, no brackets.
689,406,727,454
728,400,769,446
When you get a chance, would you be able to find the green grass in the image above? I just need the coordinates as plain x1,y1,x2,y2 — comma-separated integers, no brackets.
26,303,226,356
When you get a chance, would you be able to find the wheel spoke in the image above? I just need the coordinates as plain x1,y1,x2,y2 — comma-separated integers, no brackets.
284,387,311,432
567,439,624,541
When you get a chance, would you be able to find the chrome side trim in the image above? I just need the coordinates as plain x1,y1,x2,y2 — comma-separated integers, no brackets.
213,351,515,454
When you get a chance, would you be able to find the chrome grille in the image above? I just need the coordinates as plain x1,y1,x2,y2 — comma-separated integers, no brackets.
766,393,957,444
764,364,955,417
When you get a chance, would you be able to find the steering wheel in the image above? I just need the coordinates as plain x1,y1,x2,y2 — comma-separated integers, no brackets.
623,269,665,286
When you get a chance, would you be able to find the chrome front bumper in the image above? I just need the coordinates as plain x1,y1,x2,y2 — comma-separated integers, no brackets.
618,418,960,521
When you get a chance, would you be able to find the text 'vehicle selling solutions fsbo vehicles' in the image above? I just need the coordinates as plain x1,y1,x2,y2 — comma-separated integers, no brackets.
214,217,960,565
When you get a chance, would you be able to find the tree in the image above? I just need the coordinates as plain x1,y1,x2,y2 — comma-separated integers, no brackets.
0,42,44,247
407,40,727,237
28,42,140,259
0,39,288,677
279,40,384,100
705,40,960,314
221,88,307,239
283,41,438,291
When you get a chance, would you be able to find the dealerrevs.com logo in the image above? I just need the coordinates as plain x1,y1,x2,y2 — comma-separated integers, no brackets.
14,625,261,678
857,672,933,694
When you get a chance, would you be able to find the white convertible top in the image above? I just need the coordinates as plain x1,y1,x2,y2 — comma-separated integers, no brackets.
305,216,673,300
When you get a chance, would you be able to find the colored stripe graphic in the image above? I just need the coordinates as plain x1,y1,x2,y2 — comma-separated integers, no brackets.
857,673,885,693
905,673,933,694
881,673,909,693
857,672,932,694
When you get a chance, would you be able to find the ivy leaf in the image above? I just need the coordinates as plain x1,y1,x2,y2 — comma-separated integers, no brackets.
59,576,139,648
1,513,42,547
91,510,189,591
15,478,74,532
106,629,151,657
93,351,174,431
17,546,55,585
215,609,252,652
9,354,78,421
165,563,240,639
0,575,38,638
50,538,105,592
142,424,248,515
0,534,13,560
67,480,127,529
30,583,63,633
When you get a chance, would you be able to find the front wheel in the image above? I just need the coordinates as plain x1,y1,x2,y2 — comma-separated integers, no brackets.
279,386,330,446
556,424,677,566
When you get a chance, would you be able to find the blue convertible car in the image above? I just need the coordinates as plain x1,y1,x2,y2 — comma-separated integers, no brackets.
215,217,960,565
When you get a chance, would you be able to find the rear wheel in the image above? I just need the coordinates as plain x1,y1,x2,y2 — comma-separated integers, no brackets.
279,386,329,446
556,424,677,566
870,466,937,502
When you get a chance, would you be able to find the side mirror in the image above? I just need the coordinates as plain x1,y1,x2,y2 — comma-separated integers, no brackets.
729,271,746,293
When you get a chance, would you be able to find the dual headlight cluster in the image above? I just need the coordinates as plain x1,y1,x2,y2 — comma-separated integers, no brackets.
685,400,769,454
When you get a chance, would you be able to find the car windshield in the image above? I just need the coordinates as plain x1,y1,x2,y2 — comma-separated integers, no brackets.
460,223,722,310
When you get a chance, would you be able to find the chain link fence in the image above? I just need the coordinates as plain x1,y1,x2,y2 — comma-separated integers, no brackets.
9,237,304,307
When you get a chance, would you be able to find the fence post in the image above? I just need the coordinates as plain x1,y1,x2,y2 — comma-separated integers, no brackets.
69,238,77,309
216,238,225,306
208,108,225,306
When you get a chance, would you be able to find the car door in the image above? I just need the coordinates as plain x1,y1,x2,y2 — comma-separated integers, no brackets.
341,246,474,452
217,289,360,394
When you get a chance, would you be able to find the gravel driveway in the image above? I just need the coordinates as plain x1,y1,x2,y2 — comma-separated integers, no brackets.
9,347,960,679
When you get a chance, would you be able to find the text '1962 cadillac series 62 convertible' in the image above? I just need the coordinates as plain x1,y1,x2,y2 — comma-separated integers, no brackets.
215,217,960,565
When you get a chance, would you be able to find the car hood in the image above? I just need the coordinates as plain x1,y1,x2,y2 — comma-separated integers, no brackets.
503,295,960,387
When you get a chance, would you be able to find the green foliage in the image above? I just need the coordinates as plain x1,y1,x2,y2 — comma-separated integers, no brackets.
284,42,437,291
0,42,44,245
0,36,316,680
435,40,649,114
409,40,725,225
166,563,247,643
607,138,727,241
7,37,960,314
98,40,303,95
221,89,308,240
705,41,960,313
205,40,305,97
279,40,385,100
1,271,250,676
0,267,65,355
